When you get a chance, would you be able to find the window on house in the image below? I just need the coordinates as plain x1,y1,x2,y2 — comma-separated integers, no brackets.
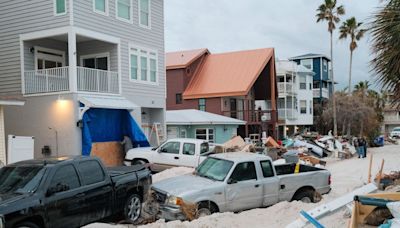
116,0,132,22
130,54,138,80
323,59,328,72
196,128,214,143
309,100,313,114
299,75,307,90
198,98,206,111
313,82,320,89
54,0,66,15
139,0,150,27
300,59,312,70
309,83,312,90
129,46,158,84
94,0,108,15
176,93,182,104
300,100,307,114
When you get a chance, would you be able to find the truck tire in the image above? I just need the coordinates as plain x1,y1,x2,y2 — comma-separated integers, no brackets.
196,202,217,218
124,193,142,223
132,159,148,166
293,189,315,203
15,221,40,228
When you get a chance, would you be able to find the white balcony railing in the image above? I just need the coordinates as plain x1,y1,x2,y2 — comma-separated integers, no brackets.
278,82,296,95
313,88,329,98
278,108,297,120
24,66,119,95
24,67,70,94
77,67,119,94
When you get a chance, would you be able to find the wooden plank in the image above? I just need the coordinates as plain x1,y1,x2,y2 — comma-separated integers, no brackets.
286,183,377,228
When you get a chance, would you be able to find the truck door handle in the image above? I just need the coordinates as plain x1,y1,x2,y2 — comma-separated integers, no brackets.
280,184,285,190
174,157,179,160
254,184,260,188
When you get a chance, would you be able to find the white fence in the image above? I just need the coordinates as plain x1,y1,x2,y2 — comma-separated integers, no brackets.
24,67,69,94
278,108,297,120
77,67,119,94
278,82,296,94
24,66,119,94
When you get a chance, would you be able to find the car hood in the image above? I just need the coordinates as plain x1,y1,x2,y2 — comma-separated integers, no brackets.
0,192,33,214
152,174,217,196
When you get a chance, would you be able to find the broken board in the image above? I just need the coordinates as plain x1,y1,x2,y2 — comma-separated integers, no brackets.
91,141,124,167
286,183,378,228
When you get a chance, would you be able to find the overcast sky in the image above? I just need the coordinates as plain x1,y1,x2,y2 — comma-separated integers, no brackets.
165,0,382,90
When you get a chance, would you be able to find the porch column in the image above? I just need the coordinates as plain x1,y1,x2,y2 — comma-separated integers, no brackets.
68,31,77,92
0,106,5,165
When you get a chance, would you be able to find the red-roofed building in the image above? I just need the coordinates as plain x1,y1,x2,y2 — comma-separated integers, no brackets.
166,48,278,138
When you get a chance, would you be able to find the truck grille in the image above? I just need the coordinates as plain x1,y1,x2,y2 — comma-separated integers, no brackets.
153,190,167,204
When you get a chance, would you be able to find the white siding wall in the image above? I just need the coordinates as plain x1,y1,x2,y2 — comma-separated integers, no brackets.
0,106,5,165
0,0,70,95
73,0,165,109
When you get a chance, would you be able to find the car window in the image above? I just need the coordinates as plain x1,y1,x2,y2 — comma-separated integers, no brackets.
229,162,257,182
160,141,180,154
78,160,105,185
196,157,234,181
182,143,195,155
49,165,80,192
260,160,274,177
200,143,209,154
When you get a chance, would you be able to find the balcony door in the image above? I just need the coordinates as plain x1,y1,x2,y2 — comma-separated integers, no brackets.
80,53,109,71
35,47,65,70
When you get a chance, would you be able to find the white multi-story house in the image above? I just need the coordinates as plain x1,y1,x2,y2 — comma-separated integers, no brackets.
275,60,314,139
0,0,165,160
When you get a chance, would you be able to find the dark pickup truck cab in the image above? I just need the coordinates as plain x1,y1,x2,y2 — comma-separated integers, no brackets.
0,156,152,228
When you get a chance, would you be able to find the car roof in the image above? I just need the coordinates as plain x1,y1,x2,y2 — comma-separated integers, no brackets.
166,138,209,143
7,156,92,167
210,152,271,163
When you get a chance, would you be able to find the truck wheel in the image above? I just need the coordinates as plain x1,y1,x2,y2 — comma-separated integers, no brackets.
293,189,315,203
125,194,142,223
196,202,217,218
15,222,40,228
132,159,147,165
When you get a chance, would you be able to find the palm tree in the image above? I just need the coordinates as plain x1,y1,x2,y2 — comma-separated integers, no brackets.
370,0,400,106
339,17,367,94
316,0,345,136
354,80,371,136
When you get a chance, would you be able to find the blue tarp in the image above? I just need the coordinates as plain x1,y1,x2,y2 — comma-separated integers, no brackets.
82,108,150,156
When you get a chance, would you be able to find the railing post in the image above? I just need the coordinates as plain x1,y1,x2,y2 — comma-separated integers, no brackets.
45,69,49,92
68,30,77,92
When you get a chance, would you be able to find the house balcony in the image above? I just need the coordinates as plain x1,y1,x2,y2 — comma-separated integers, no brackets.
313,88,329,99
20,27,121,96
278,108,297,121
278,82,297,96
24,66,119,95
222,110,276,125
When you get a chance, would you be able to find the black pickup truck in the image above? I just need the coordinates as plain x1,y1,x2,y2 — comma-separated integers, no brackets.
0,156,152,228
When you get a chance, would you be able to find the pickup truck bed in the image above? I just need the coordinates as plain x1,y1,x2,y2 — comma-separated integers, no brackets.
275,164,324,175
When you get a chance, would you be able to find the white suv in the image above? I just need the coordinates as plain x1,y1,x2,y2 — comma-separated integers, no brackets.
390,127,400,138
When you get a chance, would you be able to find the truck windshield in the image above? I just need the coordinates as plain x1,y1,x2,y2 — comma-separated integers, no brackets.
196,157,233,181
0,166,45,194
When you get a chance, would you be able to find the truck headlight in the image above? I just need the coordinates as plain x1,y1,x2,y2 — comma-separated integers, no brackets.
166,195,184,206
0,215,4,228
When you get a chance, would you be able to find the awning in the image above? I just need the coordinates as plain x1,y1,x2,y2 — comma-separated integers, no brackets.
78,95,139,110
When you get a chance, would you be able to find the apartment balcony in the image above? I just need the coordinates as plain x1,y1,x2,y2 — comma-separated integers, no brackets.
222,110,276,125
313,88,329,99
24,66,119,95
384,114,400,124
278,108,297,121
278,82,297,95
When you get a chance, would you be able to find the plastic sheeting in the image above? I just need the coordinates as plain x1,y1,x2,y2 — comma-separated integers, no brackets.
82,108,150,156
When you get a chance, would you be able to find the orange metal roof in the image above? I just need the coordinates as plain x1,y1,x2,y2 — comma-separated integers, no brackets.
166,48,209,70
183,48,274,99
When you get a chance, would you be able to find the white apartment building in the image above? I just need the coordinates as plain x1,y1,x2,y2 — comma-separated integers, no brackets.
276,60,314,139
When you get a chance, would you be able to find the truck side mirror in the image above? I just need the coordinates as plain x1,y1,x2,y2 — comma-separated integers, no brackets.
227,178,237,185
47,183,70,196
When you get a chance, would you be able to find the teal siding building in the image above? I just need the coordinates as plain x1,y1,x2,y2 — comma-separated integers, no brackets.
166,109,245,144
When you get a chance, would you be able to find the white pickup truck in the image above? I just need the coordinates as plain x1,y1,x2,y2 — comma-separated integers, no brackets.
124,138,213,172
151,152,331,221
